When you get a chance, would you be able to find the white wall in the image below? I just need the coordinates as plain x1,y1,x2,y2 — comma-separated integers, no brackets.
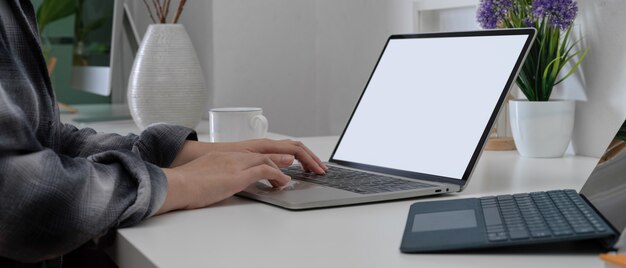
128,0,626,153
571,0,626,157
131,0,415,137
211,0,318,137
211,0,415,136
314,0,414,135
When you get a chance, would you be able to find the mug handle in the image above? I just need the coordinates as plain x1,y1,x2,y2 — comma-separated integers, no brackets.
250,114,269,138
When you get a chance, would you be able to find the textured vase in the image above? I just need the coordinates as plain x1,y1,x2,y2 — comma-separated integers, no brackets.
509,100,575,158
128,24,207,130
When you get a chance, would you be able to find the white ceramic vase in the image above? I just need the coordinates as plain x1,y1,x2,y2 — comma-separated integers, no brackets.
509,100,575,158
128,24,207,130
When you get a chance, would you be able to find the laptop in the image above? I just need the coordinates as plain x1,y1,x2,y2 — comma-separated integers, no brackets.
238,29,537,210
400,128,626,253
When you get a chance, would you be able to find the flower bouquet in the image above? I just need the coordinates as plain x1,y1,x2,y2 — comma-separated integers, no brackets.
477,0,587,101
477,0,587,157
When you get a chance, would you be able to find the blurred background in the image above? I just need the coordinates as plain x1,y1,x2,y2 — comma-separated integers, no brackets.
36,0,626,158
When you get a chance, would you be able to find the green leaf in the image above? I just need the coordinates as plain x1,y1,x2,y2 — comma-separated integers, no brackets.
36,0,76,33
555,48,588,85
550,44,562,82
560,27,572,56
542,58,558,98
77,16,108,40
562,39,583,60
534,20,550,99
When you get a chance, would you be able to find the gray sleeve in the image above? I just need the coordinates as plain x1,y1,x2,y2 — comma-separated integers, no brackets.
0,90,194,262
59,122,198,168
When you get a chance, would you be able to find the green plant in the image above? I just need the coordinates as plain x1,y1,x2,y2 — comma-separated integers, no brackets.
477,0,588,101
72,0,111,66
36,0,75,33
36,0,76,62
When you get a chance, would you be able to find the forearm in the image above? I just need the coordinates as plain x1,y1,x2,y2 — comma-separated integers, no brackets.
169,141,211,167
156,165,236,215
156,168,187,215
169,140,249,167
0,150,167,262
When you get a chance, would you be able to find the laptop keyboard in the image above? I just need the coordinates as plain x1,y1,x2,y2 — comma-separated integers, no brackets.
480,190,610,242
282,165,436,194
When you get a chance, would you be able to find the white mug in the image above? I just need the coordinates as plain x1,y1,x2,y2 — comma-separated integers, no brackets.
209,107,268,142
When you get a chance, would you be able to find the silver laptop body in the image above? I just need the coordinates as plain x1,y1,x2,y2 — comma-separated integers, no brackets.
239,29,536,210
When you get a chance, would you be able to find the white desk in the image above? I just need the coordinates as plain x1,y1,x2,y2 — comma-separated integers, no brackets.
61,106,605,268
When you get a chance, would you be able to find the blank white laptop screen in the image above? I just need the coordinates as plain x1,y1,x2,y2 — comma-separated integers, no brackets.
332,35,528,180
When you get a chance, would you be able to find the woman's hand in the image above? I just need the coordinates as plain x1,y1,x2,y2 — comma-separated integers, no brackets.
170,139,328,174
158,138,328,215
226,139,328,174
157,151,295,215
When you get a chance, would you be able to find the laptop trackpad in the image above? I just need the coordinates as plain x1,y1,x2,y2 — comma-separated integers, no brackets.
244,179,361,203
254,179,316,191
411,210,477,232
401,198,486,252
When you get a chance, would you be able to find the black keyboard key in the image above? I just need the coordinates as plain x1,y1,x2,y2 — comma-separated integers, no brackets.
509,230,530,240
530,230,551,238
482,207,503,226
497,195,513,201
488,232,508,241
553,229,574,236
573,226,595,234
487,226,505,233
594,225,608,232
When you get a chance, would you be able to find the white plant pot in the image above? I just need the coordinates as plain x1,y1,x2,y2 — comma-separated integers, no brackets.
128,24,208,130
509,100,575,158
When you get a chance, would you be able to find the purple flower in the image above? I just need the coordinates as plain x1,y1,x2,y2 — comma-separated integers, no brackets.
532,0,578,30
523,18,534,27
477,0,514,29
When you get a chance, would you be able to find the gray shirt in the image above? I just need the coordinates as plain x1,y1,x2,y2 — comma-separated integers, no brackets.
0,0,196,265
